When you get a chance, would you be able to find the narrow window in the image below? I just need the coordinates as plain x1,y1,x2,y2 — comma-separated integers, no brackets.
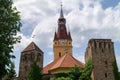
105,73,107,78
59,52,61,57
104,42,106,48
105,61,107,65
24,65,27,71
108,44,111,48
105,61,108,68
69,42,71,44
94,42,97,48
102,48,104,53
99,43,101,48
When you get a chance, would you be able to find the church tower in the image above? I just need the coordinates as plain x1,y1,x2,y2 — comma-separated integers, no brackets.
53,5,72,60
43,5,84,75
85,39,117,80
18,42,43,80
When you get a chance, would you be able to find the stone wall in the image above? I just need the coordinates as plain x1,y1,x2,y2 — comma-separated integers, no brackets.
18,50,43,80
85,39,116,80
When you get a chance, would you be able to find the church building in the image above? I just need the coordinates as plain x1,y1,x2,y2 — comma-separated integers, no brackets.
43,5,84,74
17,4,119,80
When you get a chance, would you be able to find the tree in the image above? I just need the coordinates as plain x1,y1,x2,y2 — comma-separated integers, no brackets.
55,72,69,78
50,77,72,80
7,62,16,78
69,65,82,80
27,61,42,80
0,0,21,79
56,77,72,80
80,59,93,80
113,60,120,80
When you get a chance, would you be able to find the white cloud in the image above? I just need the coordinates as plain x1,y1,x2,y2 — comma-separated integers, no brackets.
115,53,120,71
13,0,120,73
14,33,32,52
74,52,85,64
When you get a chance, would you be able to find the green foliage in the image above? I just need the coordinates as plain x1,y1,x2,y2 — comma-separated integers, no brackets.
50,73,70,80
69,65,82,80
50,78,55,80
112,60,120,80
56,77,72,80
52,66,82,80
0,0,21,79
50,77,72,80
51,62,92,80
80,59,92,80
7,62,16,78
27,61,42,80
55,72,69,78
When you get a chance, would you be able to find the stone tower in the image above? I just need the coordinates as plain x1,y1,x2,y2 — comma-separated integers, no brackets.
18,42,43,80
53,5,72,60
85,39,116,80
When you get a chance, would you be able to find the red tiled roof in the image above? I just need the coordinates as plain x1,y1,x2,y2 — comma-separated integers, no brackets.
43,54,84,74
22,42,43,53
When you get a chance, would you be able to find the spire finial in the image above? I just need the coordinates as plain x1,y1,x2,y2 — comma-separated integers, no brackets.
61,1,62,7
60,2,64,18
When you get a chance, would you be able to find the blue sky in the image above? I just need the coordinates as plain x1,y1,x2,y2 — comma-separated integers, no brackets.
101,0,120,9
13,0,120,75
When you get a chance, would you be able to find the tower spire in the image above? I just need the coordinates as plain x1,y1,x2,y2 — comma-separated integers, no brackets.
60,2,64,18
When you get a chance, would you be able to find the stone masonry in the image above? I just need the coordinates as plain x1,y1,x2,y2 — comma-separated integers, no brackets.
18,42,43,80
85,39,116,80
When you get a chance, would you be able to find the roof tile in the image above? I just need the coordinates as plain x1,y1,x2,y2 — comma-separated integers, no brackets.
22,42,43,53
43,54,84,74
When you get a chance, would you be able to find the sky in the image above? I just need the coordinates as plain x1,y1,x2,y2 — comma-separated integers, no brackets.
12,0,120,75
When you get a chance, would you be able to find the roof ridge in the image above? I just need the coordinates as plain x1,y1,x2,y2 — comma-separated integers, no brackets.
59,54,68,67
50,54,67,70
22,42,43,53
43,54,84,74
71,55,84,66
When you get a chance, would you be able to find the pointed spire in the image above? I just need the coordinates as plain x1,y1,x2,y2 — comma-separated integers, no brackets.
68,32,72,41
54,32,58,41
60,2,64,18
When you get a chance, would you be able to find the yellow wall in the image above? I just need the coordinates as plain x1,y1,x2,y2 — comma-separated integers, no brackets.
53,40,72,60
49,67,72,74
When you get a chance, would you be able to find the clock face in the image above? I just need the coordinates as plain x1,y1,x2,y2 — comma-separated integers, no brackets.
59,40,67,45
60,21,64,24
